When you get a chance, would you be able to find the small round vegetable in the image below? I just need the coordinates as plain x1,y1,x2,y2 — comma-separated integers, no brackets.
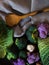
27,44,35,52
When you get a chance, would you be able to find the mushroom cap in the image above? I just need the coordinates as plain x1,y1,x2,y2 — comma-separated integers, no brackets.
27,45,35,52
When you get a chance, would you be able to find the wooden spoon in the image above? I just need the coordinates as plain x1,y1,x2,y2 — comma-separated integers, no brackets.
5,7,49,27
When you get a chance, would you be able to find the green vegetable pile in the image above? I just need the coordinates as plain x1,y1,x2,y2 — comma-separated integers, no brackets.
0,20,49,65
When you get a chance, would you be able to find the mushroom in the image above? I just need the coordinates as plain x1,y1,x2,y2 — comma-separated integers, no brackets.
27,44,35,52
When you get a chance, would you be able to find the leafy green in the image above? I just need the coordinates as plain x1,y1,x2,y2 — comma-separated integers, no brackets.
0,45,6,58
26,26,38,43
38,37,49,65
0,20,13,47
0,20,13,58
7,51,16,60
19,51,27,59
15,37,27,50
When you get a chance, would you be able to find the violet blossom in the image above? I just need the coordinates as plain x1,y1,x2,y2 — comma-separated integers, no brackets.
27,53,40,64
12,58,25,65
38,23,49,38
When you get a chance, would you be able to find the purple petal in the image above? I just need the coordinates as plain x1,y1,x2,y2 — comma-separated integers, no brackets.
38,23,49,38
39,31,47,38
17,58,25,65
12,58,25,65
13,62,18,65
27,54,36,64
28,55,35,60
27,53,40,64
27,57,35,64
35,55,40,62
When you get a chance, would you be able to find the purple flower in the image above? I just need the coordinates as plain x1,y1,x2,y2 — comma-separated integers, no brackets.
27,54,35,64
12,58,25,65
27,53,40,64
38,23,49,38
13,62,18,65
35,54,40,62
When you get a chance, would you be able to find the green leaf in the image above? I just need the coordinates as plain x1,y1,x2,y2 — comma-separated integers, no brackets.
38,37,49,65
7,51,16,60
0,20,13,58
19,51,27,59
26,26,38,43
0,45,6,58
15,37,27,50
0,20,13,47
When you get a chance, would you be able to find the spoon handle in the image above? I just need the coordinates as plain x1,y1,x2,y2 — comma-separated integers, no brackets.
21,11,37,19
21,7,49,19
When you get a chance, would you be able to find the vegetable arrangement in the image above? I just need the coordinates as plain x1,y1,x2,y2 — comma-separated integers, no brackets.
0,20,49,65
